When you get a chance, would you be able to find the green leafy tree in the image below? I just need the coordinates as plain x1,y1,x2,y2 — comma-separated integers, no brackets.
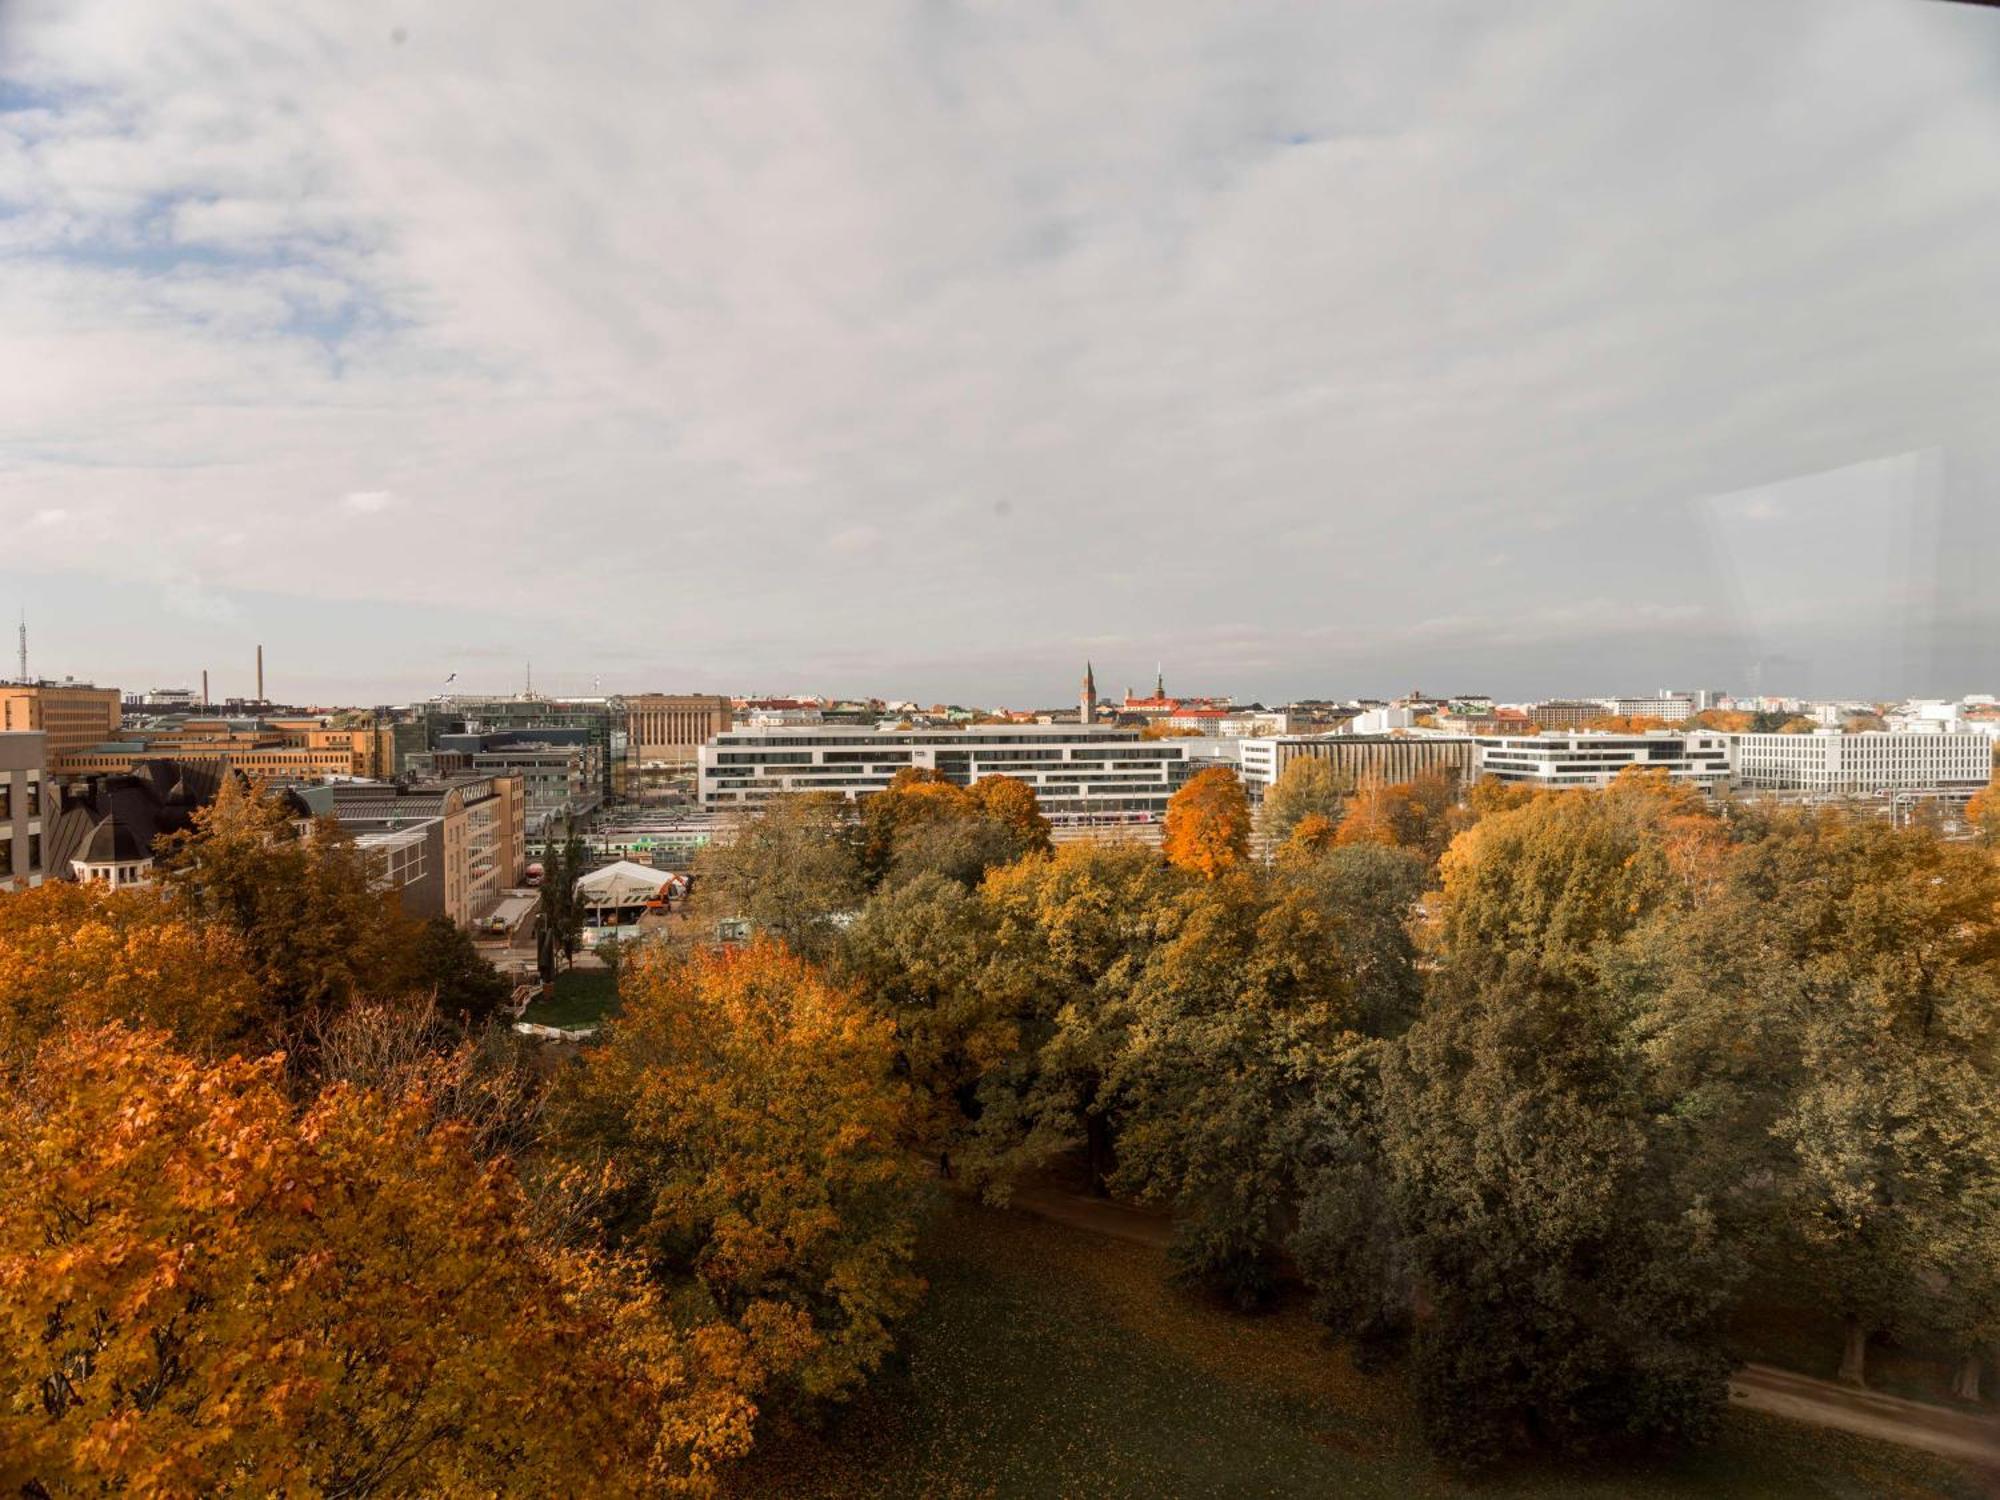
539,820,590,969
695,793,867,957
1106,871,1357,1304
839,871,1029,1179
1381,974,1735,1466
974,842,1189,1191
407,914,512,1022
1262,756,1350,846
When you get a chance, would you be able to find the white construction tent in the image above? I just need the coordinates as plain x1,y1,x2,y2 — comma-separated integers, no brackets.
573,860,685,927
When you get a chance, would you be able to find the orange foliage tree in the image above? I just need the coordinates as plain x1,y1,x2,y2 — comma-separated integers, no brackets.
1162,765,1251,878
558,939,926,1407
1579,714,1672,733
969,773,1054,856
0,880,261,1073
1967,783,2000,846
0,1025,759,1496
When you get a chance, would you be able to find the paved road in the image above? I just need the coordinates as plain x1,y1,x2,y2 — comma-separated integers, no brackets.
1002,1180,2000,1470
1729,1362,2000,1467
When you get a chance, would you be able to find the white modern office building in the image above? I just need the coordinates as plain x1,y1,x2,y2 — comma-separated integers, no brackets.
1727,730,1992,795
698,725,1227,823
1473,731,1732,790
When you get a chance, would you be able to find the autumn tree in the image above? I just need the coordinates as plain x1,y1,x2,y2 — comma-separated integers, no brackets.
1964,781,2000,845
860,769,1050,888
555,940,926,1407
1273,811,1341,865
968,773,1054,856
406,913,514,1021
0,879,262,1072
0,1024,760,1497
155,778,419,1033
1426,770,1718,999
1687,709,1754,733
1279,842,1428,1037
1261,755,1349,846
696,793,867,957
1331,769,1458,862
1162,764,1251,878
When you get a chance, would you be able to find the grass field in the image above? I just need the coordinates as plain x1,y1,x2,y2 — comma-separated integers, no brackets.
725,1199,1985,1500
518,966,619,1030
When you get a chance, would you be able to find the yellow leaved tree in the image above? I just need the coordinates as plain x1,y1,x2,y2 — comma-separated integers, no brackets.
0,1024,761,1497
556,939,927,1408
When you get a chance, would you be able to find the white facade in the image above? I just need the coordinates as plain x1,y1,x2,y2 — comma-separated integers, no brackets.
1474,732,1731,790
1727,731,1992,795
1606,693,1696,721
699,725,1214,824
1344,707,1417,735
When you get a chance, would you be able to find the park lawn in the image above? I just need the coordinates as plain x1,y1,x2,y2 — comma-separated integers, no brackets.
725,1199,1984,1500
518,966,619,1030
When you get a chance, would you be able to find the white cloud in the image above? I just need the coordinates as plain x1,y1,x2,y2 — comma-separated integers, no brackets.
0,1,1997,700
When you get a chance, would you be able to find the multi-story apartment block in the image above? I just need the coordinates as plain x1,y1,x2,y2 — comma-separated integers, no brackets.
624,693,732,768
0,681,122,770
0,731,47,891
1237,734,1476,797
1605,692,1697,721
1473,732,1731,790
1727,730,1992,796
699,725,1220,823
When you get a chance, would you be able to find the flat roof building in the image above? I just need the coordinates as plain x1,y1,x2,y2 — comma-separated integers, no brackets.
0,681,122,771
1473,731,1730,790
1237,734,1476,795
1727,730,1992,796
699,725,1219,825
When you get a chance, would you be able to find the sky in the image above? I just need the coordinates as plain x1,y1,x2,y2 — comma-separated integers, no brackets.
3,1,1999,708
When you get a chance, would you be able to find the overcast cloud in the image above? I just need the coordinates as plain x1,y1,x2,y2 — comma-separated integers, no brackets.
3,1,1998,705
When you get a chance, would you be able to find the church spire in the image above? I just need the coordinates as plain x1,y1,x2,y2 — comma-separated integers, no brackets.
1080,660,1098,725
1154,662,1165,699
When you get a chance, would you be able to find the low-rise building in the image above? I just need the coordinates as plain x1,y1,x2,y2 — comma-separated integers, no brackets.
1,731,47,892
1473,732,1730,790
1727,730,1992,796
1237,734,1476,796
699,725,1217,824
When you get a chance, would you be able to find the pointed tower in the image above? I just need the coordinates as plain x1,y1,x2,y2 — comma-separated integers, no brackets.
1080,660,1098,725
1154,662,1165,700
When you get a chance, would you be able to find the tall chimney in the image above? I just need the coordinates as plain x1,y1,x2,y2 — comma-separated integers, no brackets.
202,669,209,707
256,645,264,703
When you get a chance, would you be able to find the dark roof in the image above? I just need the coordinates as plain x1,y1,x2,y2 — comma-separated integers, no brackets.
42,760,224,879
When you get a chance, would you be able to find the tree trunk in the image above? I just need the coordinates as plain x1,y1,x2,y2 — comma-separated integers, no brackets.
1954,1352,1982,1403
1838,1315,1870,1387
